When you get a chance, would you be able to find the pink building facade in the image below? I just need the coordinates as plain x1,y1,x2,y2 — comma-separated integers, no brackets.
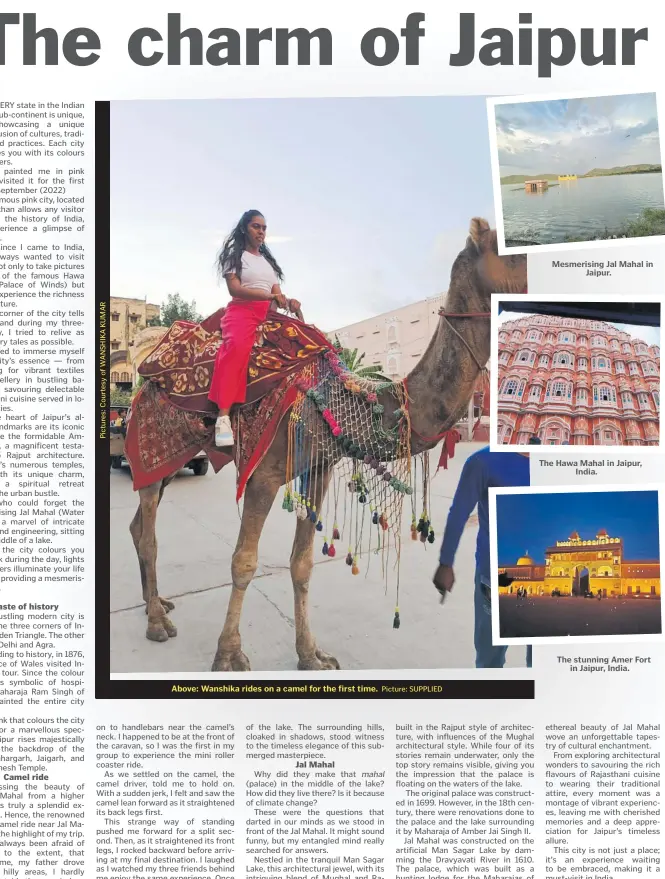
497,315,660,446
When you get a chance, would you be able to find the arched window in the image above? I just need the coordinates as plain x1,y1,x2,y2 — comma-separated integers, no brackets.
386,355,399,375
576,388,588,403
511,331,522,341
653,391,660,409
578,336,588,347
539,354,549,367
111,372,120,382
637,393,650,409
546,380,571,399
622,391,633,405
615,361,625,373
119,372,131,383
527,330,541,341
387,324,398,345
499,351,510,364
554,352,573,367
622,343,632,354
628,362,640,375
517,349,535,364
558,331,576,344
591,335,606,347
593,385,616,403
578,357,588,370
501,378,524,397
529,385,541,401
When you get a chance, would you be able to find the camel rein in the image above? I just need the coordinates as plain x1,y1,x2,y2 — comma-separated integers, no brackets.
404,308,490,444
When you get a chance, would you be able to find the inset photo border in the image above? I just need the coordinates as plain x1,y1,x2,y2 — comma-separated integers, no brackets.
489,293,662,454
487,88,665,256
489,484,664,647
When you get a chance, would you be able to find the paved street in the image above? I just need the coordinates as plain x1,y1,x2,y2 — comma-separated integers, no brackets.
109,443,528,673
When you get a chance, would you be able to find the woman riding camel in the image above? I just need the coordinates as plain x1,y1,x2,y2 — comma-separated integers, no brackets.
209,210,301,447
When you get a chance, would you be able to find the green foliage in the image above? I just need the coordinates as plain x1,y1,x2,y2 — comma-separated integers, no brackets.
110,389,133,408
564,208,665,242
154,293,202,327
334,338,391,381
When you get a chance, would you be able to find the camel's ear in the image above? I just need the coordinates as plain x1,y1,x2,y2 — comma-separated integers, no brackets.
469,217,492,252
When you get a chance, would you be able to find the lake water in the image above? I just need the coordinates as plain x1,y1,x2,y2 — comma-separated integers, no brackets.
500,172,664,245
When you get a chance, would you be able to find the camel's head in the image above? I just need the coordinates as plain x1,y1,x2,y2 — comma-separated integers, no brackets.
448,217,527,307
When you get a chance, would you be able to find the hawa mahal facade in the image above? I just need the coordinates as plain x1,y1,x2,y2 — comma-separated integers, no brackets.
497,315,660,446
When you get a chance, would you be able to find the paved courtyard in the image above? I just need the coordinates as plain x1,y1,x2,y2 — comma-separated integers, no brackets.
499,594,662,638
109,443,529,673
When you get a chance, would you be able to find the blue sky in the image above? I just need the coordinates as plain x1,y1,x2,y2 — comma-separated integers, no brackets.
110,97,495,329
497,490,660,565
497,312,660,347
495,93,662,177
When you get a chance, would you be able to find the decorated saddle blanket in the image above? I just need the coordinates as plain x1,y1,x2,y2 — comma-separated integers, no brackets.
137,308,332,414
126,309,332,496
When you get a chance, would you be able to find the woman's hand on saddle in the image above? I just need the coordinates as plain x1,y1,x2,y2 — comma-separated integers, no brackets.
287,298,301,314
272,290,288,310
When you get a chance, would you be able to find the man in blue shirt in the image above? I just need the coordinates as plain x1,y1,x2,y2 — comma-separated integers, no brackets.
433,445,533,668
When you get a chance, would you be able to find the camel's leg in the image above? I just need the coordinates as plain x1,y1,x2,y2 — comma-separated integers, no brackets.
129,478,175,615
290,466,340,671
134,482,177,642
211,474,281,672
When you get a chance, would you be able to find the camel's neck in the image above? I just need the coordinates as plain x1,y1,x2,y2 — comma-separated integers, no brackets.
403,284,491,451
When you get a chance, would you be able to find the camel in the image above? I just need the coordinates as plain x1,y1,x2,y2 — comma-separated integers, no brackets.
128,218,527,671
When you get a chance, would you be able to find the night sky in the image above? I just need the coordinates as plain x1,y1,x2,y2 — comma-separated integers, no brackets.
497,491,660,565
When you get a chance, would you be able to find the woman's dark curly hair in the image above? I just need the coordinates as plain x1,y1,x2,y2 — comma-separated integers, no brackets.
217,210,284,282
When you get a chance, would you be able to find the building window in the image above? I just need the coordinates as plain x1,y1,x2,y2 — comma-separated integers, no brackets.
499,351,510,364
578,357,588,370
554,352,573,367
591,336,606,347
387,355,399,375
610,339,620,349
111,312,120,322
622,343,632,354
111,372,119,382
529,386,541,401
578,336,588,347
111,341,120,350
517,349,535,364
622,392,633,405
638,393,650,409
654,391,660,409
511,331,522,341
593,385,616,403
615,361,625,373
501,379,520,397
498,332,508,342
119,372,131,383
576,388,587,403
539,354,549,367
547,380,570,399
558,331,576,343
628,362,640,375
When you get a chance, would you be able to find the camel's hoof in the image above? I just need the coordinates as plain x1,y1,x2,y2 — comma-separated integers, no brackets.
211,651,251,672
162,617,178,638
146,624,169,643
298,649,341,671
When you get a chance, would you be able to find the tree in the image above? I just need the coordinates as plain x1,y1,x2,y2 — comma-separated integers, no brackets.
333,337,390,381
151,293,202,327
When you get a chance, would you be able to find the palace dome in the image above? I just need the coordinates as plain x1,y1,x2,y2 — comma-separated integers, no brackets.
516,551,534,566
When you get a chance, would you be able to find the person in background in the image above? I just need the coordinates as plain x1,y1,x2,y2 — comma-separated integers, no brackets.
432,445,533,668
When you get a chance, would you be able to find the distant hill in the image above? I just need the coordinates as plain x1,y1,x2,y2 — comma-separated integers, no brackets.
582,164,662,177
501,164,662,184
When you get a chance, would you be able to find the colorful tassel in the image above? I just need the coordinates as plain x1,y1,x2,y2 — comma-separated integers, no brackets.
393,609,400,629
328,543,336,558
345,552,353,566
316,520,323,532
333,526,340,540
322,541,329,555
372,511,379,525
351,561,359,575
427,528,435,544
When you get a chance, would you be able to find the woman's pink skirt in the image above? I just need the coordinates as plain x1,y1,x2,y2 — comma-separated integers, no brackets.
208,298,270,410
